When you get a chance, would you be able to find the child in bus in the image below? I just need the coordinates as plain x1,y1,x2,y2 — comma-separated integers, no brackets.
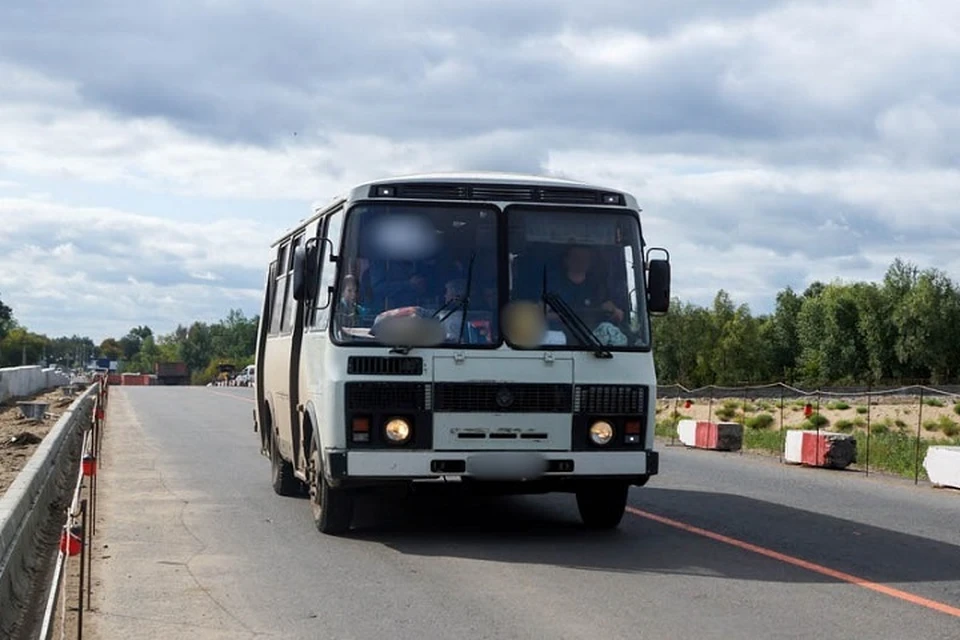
337,274,367,327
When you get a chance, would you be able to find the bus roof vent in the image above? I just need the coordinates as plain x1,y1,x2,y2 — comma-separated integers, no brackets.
368,182,626,206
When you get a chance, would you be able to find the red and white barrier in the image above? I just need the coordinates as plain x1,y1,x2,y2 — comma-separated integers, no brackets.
677,420,743,451
784,430,857,469
923,446,960,489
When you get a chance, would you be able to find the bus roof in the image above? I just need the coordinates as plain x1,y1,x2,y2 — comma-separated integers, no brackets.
272,172,636,247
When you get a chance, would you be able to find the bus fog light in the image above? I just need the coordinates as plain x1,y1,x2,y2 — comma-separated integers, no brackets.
384,418,412,443
589,421,614,445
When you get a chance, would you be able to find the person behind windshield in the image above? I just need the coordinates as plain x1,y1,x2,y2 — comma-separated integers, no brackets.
336,274,367,328
547,245,624,329
437,278,482,343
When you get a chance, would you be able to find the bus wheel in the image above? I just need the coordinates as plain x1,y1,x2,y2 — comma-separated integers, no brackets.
308,439,354,535
270,432,301,497
575,481,629,530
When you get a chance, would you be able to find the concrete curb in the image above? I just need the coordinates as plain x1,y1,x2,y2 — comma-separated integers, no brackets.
0,383,96,637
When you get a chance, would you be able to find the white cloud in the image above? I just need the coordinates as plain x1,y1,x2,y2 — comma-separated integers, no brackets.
0,0,959,340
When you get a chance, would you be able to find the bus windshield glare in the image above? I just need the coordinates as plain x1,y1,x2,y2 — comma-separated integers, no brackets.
332,202,650,350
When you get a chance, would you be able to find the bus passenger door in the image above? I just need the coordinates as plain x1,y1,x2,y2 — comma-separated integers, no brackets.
299,208,344,470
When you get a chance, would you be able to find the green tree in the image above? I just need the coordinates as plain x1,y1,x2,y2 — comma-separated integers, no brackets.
0,328,49,367
893,268,960,383
0,293,13,340
180,322,213,373
99,338,123,361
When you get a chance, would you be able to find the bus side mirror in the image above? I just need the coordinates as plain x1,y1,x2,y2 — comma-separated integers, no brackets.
293,240,323,302
646,248,671,315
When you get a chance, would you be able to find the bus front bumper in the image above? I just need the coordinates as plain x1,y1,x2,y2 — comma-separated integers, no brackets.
324,449,659,485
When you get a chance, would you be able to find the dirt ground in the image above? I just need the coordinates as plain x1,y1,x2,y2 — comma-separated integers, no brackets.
656,394,960,441
0,388,78,497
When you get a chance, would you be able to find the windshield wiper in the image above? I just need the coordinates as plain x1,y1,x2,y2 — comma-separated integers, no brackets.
541,268,612,359
433,251,477,343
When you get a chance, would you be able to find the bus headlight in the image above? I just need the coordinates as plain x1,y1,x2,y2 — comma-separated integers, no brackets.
589,420,614,445
384,418,412,444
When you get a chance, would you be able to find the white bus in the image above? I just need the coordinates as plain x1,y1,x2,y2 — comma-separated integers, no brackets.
253,172,671,535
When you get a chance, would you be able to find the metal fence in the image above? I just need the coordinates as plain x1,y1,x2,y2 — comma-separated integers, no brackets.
38,375,108,640
656,382,960,484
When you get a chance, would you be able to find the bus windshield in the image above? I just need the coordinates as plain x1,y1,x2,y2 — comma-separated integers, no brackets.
333,203,499,347
505,207,650,350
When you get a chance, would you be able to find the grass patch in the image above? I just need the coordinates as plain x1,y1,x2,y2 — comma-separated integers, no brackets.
834,419,855,433
856,432,941,479
826,400,850,410
924,397,946,408
743,428,783,454
852,417,867,428
856,405,868,414
894,419,908,429
655,419,676,438
745,413,775,430
954,403,960,416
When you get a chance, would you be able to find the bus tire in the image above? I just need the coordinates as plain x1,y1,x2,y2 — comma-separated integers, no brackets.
270,431,301,497
575,481,629,530
309,439,354,535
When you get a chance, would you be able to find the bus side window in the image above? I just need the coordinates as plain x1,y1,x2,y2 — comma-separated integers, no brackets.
315,209,345,331
306,217,330,329
281,234,304,334
269,244,289,335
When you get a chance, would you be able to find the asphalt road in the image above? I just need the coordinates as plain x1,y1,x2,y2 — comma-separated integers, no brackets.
89,387,960,640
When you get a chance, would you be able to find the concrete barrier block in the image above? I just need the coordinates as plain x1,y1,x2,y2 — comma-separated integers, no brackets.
677,419,743,451
0,365,69,405
784,430,857,469
923,446,960,489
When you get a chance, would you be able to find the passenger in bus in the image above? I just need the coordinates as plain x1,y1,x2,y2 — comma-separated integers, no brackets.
548,245,625,329
438,278,481,344
336,274,367,328
366,259,433,310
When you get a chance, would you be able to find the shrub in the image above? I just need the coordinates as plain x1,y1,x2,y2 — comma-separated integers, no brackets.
924,398,945,408
856,405,868,414
954,403,960,416
834,419,855,433
852,417,867,428
827,400,850,411
872,422,890,435
745,413,775,430
808,413,830,428
895,419,908,429
715,406,738,421
927,415,960,437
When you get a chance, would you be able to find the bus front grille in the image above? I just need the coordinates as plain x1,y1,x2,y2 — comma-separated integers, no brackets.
345,382,428,411
574,385,648,415
433,383,573,413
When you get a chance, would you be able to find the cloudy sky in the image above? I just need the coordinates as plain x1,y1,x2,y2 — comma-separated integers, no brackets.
1,0,959,342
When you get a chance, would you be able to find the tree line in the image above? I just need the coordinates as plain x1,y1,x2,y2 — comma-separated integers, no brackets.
651,258,960,388
0,293,258,386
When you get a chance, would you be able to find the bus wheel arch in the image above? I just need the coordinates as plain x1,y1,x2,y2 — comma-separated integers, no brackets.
267,402,300,497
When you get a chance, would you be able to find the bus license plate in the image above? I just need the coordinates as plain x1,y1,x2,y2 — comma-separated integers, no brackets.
466,453,548,480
